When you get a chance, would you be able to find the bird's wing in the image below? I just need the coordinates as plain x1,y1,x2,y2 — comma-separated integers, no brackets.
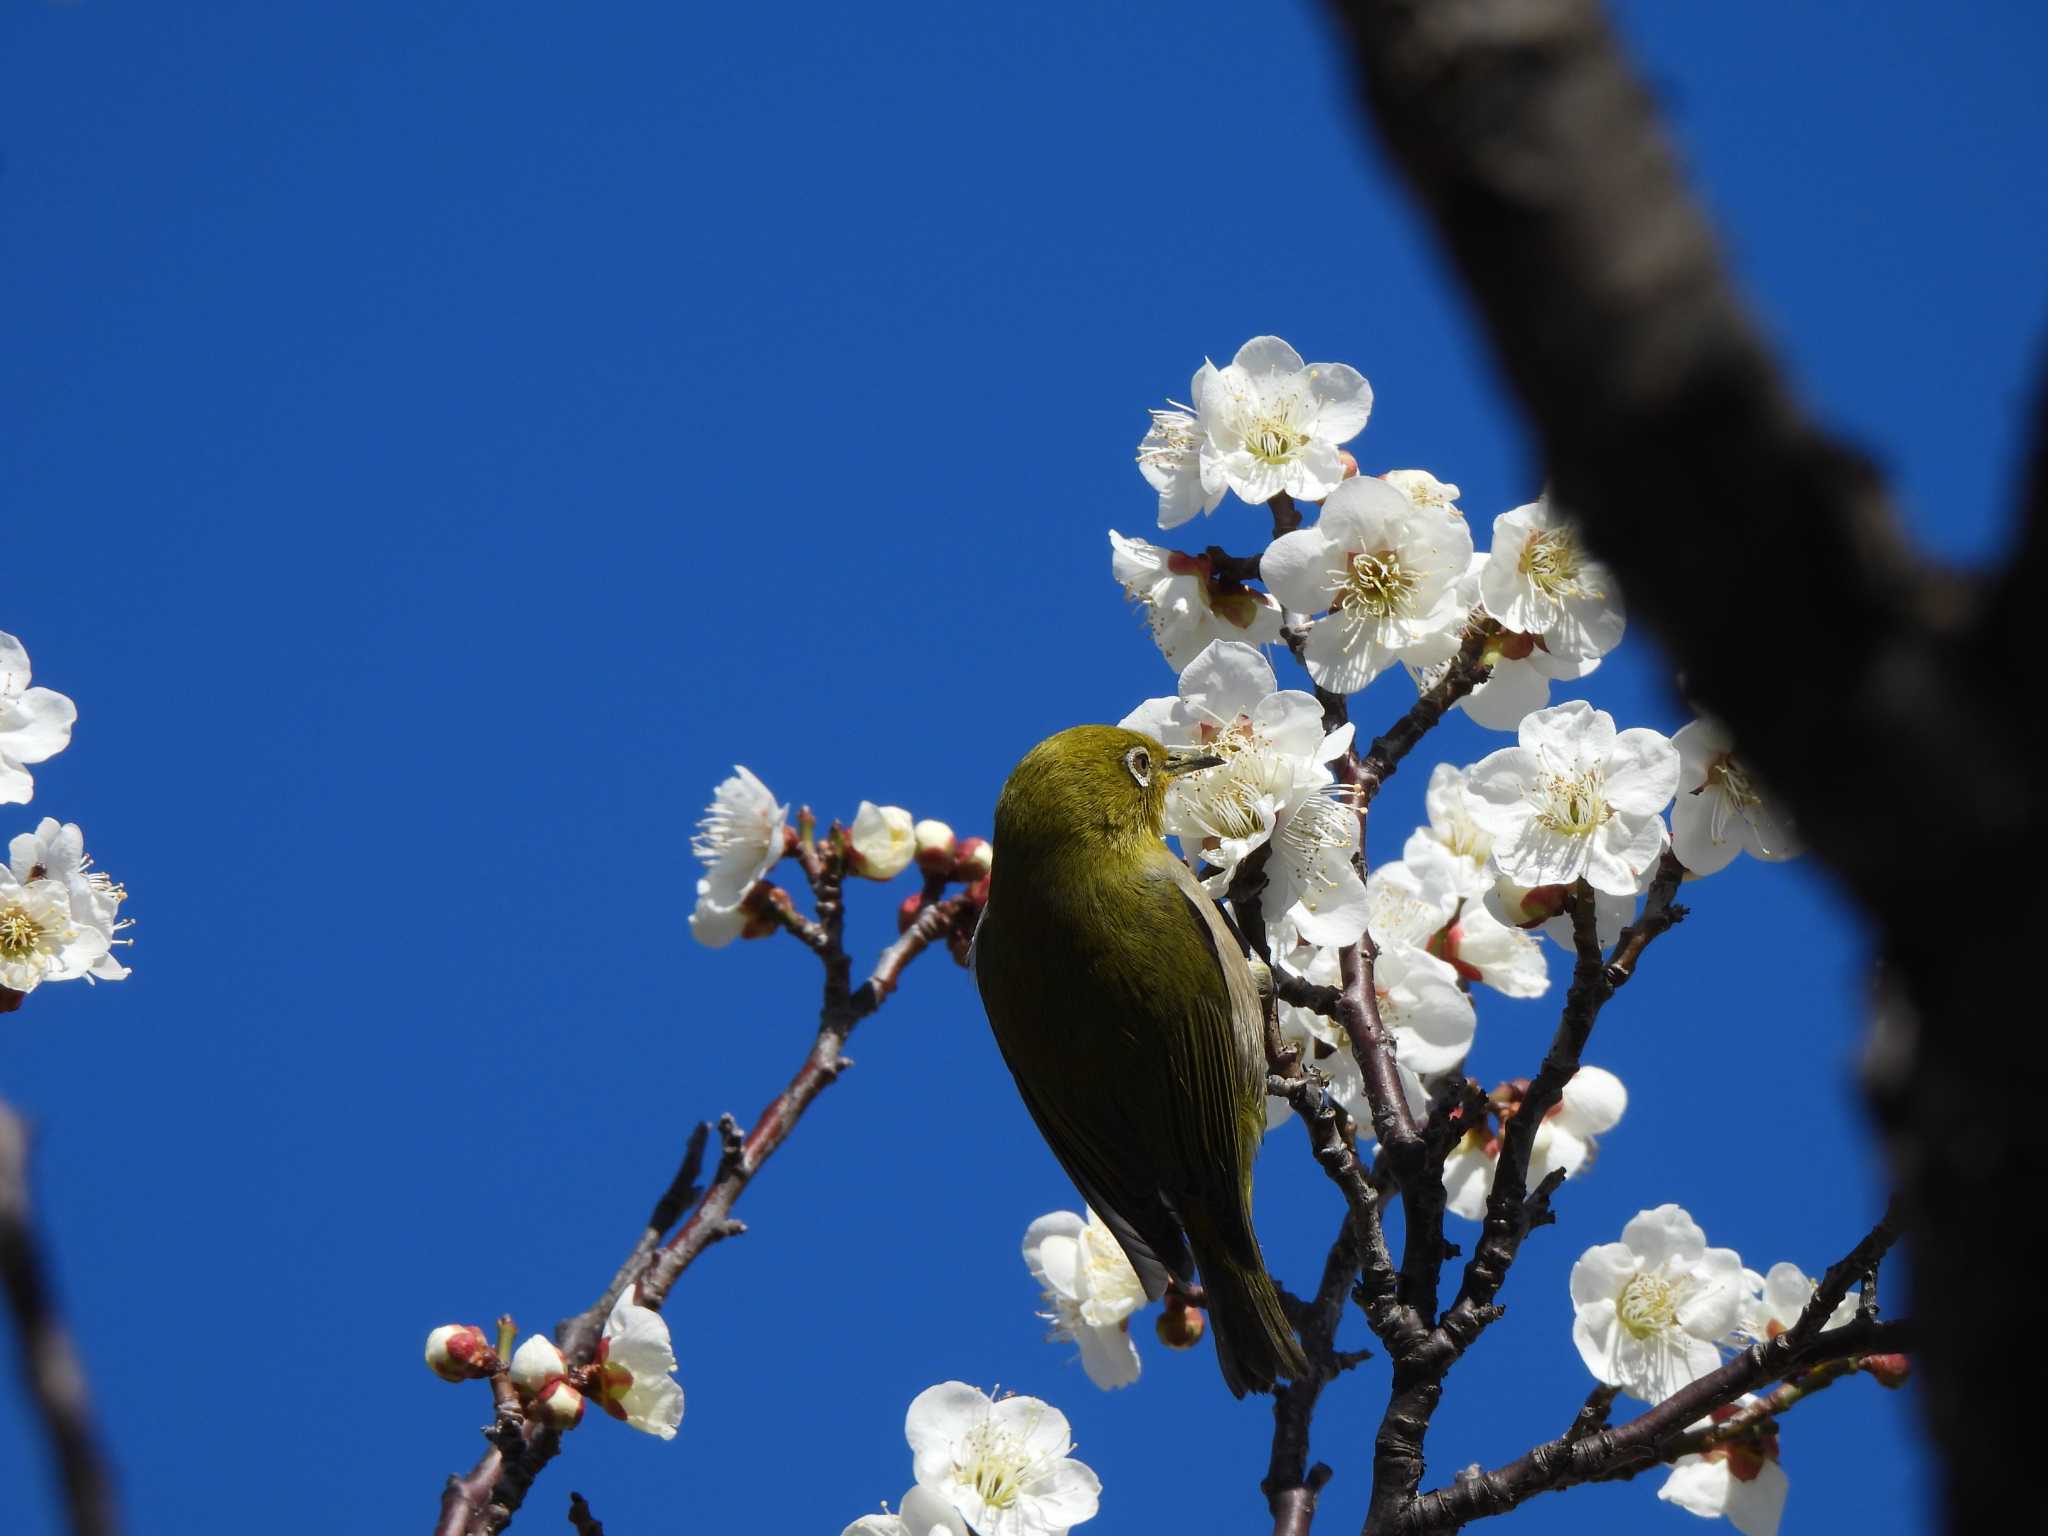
974,854,1268,1298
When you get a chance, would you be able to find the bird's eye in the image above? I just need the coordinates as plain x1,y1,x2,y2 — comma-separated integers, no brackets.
1124,746,1153,787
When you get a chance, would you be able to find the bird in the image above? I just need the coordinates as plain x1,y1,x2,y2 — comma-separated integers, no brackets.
972,723,1308,1396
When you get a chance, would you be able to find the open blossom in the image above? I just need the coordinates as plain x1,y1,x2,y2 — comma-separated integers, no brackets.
1382,469,1461,513
1135,406,1226,529
850,802,916,881
1658,1399,1789,1536
1268,944,1428,1134
688,766,787,947
592,1287,685,1437
1190,336,1372,505
843,1487,971,1536
1400,834,1547,997
1022,1209,1146,1390
1572,1204,1744,1403
0,866,108,996
1119,641,1350,886
1467,701,1678,896
1262,475,1473,693
8,819,129,982
0,631,76,806
1477,500,1625,663
1109,532,1282,670
1402,555,1600,733
905,1382,1100,1536
1728,1262,1858,1346
1671,719,1801,876
1444,1066,1626,1220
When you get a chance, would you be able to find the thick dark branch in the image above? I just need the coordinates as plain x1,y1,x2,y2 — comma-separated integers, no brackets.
0,1101,121,1536
1354,614,1499,802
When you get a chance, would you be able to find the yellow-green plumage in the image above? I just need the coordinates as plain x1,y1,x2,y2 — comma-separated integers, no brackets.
973,724,1308,1396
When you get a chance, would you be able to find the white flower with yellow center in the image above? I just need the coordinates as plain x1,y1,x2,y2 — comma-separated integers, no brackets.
904,1382,1100,1536
1382,468,1463,514
688,766,788,948
1671,719,1802,877
1571,1204,1744,1404
1022,1208,1147,1390
1191,336,1373,505
0,631,77,806
1478,500,1625,664
0,866,108,995
8,818,130,982
1120,641,1350,882
1135,405,1226,530
1108,532,1282,671
1467,702,1678,896
1262,475,1473,694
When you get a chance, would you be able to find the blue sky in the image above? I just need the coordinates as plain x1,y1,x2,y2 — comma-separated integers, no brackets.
2,2,2040,1531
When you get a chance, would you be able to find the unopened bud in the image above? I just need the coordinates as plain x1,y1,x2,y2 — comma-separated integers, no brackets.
1156,1303,1206,1350
1490,877,1568,929
953,837,993,881
913,819,958,875
1864,1352,1912,1388
424,1324,498,1382
848,802,917,881
1337,450,1359,480
897,891,925,934
531,1377,586,1428
507,1336,568,1397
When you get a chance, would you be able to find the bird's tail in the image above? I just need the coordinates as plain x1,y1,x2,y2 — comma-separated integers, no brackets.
1187,1218,1309,1398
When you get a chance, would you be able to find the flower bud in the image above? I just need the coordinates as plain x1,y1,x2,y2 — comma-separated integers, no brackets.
953,837,993,880
1156,1303,1206,1350
912,819,957,876
531,1378,586,1428
425,1323,498,1382
1490,876,1568,929
1337,450,1359,480
848,802,916,881
507,1336,568,1397
1864,1352,1912,1388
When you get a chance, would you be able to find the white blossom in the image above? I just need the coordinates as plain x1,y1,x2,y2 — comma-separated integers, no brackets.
1416,763,1495,894
904,1382,1100,1536
0,632,76,806
1728,1262,1858,1347
1135,406,1225,530
1658,1399,1789,1536
1467,702,1678,897
1022,1209,1146,1390
1262,475,1473,693
1671,719,1801,877
1571,1204,1744,1403
1401,554,1599,733
0,866,107,995
850,802,917,881
1109,532,1282,670
842,1487,972,1536
592,1287,684,1438
7,818,129,982
1401,833,1547,998
1381,469,1462,514
688,766,787,947
1477,500,1625,664
1189,336,1372,506
1119,642,1350,902
1268,944,1428,1135
1444,1066,1626,1220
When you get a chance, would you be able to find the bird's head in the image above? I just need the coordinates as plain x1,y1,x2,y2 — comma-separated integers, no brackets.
993,724,1222,860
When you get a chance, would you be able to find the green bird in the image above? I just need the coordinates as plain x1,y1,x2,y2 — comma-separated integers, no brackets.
973,724,1308,1397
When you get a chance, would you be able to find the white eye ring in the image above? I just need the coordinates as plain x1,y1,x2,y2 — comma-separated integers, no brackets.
1124,746,1153,787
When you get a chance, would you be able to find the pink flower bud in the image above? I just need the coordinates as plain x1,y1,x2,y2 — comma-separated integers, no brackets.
1864,1353,1912,1388
897,892,925,934
424,1324,498,1382
952,838,993,881
531,1378,585,1428
1337,450,1359,480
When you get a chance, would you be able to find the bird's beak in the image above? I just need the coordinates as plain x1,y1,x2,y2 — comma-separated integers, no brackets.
1163,749,1225,778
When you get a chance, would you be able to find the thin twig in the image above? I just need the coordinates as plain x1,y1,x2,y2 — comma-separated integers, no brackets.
0,1100,122,1536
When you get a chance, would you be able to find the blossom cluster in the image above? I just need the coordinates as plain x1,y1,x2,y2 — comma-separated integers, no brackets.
0,629,130,1007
